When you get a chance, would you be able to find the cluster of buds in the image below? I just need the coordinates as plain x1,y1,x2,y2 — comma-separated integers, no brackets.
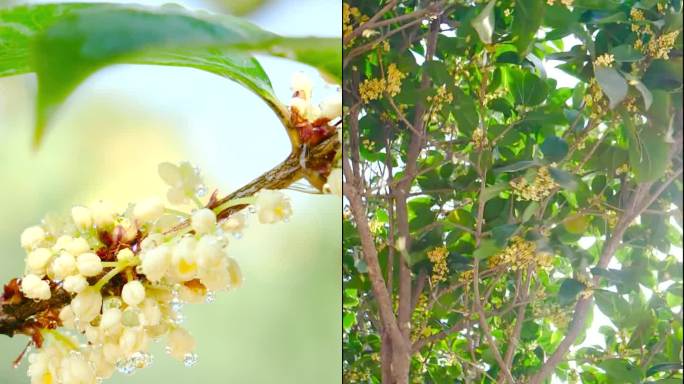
532,302,571,328
427,246,449,285
11,162,296,384
425,85,453,122
594,53,615,68
410,294,430,341
509,166,559,201
645,30,680,60
471,128,489,151
487,236,554,271
358,63,406,103
584,78,610,120
342,2,368,45
546,0,574,7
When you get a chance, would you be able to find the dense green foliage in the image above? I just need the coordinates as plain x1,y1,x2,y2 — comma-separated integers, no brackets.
342,1,683,383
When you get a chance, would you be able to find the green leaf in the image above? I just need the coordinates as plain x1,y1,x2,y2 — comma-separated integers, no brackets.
598,359,643,384
558,278,585,306
473,239,501,260
494,160,540,173
610,44,645,62
626,123,670,182
266,37,341,83
549,167,578,191
541,136,569,162
646,362,684,377
511,0,545,56
491,224,518,246
482,181,508,202
510,70,548,106
632,80,653,110
471,0,496,45
594,66,628,109
521,201,539,222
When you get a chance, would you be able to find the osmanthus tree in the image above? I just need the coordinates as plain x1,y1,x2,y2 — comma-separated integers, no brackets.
342,0,682,383
0,3,341,383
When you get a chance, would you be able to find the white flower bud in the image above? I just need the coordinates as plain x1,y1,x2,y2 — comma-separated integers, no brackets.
69,237,91,256
59,305,76,328
63,275,89,293
71,287,102,323
103,343,123,365
191,208,216,235
91,201,116,228
85,324,104,344
291,72,313,100
133,197,165,224
323,168,342,197
121,280,146,306
140,234,164,251
53,235,74,252
319,92,342,120
76,253,103,277
26,248,53,276
116,248,135,263
20,226,45,250
51,252,77,280
100,308,122,330
21,274,51,300
60,354,96,384
166,327,196,361
72,206,93,229
196,235,223,270
140,245,170,283
255,189,292,224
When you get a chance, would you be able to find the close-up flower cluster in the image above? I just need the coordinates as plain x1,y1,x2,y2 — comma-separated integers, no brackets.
13,162,302,384
487,236,553,272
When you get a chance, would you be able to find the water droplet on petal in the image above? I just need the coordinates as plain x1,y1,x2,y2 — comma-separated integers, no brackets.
232,232,242,239
116,359,136,375
205,292,215,303
195,185,208,197
183,353,199,368
248,206,257,214
130,351,153,369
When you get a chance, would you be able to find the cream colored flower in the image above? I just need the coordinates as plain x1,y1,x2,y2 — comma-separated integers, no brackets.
21,274,51,300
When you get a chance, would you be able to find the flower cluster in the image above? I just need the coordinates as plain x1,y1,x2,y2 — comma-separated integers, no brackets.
645,30,680,60
509,166,559,202
546,0,574,7
594,53,614,67
17,162,296,384
289,72,341,146
427,246,449,285
583,78,609,120
425,85,453,122
471,128,489,150
358,63,406,103
532,302,570,328
487,236,553,271
342,2,368,44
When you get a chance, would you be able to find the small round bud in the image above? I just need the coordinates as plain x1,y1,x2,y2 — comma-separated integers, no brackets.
67,237,91,256
116,248,135,263
20,274,51,300
20,226,45,250
71,287,103,323
63,275,89,293
196,235,223,270
51,252,77,280
100,308,122,330
91,201,116,228
140,245,170,283
26,248,53,275
191,208,216,235
76,253,103,277
122,280,146,306
133,197,165,224
71,206,93,229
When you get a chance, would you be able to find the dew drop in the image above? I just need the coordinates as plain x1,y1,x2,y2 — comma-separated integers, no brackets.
115,359,136,375
248,206,257,214
130,351,153,369
205,292,215,303
232,232,242,240
183,353,199,368
195,185,208,197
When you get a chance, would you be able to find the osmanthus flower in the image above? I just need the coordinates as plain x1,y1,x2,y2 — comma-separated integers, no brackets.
289,72,341,147
10,162,297,384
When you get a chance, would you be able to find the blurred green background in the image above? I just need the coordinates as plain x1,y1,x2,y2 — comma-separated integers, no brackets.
0,0,341,383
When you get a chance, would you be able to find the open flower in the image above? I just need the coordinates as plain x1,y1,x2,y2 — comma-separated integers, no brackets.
158,162,205,205
255,189,292,224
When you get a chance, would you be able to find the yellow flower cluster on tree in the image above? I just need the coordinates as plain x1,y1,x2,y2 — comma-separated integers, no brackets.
342,3,368,44
583,78,609,120
509,166,559,201
533,302,571,328
427,246,449,285
487,236,554,271
426,85,453,116
358,63,406,103
645,30,680,60
471,128,489,150
410,294,430,341
594,53,615,67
